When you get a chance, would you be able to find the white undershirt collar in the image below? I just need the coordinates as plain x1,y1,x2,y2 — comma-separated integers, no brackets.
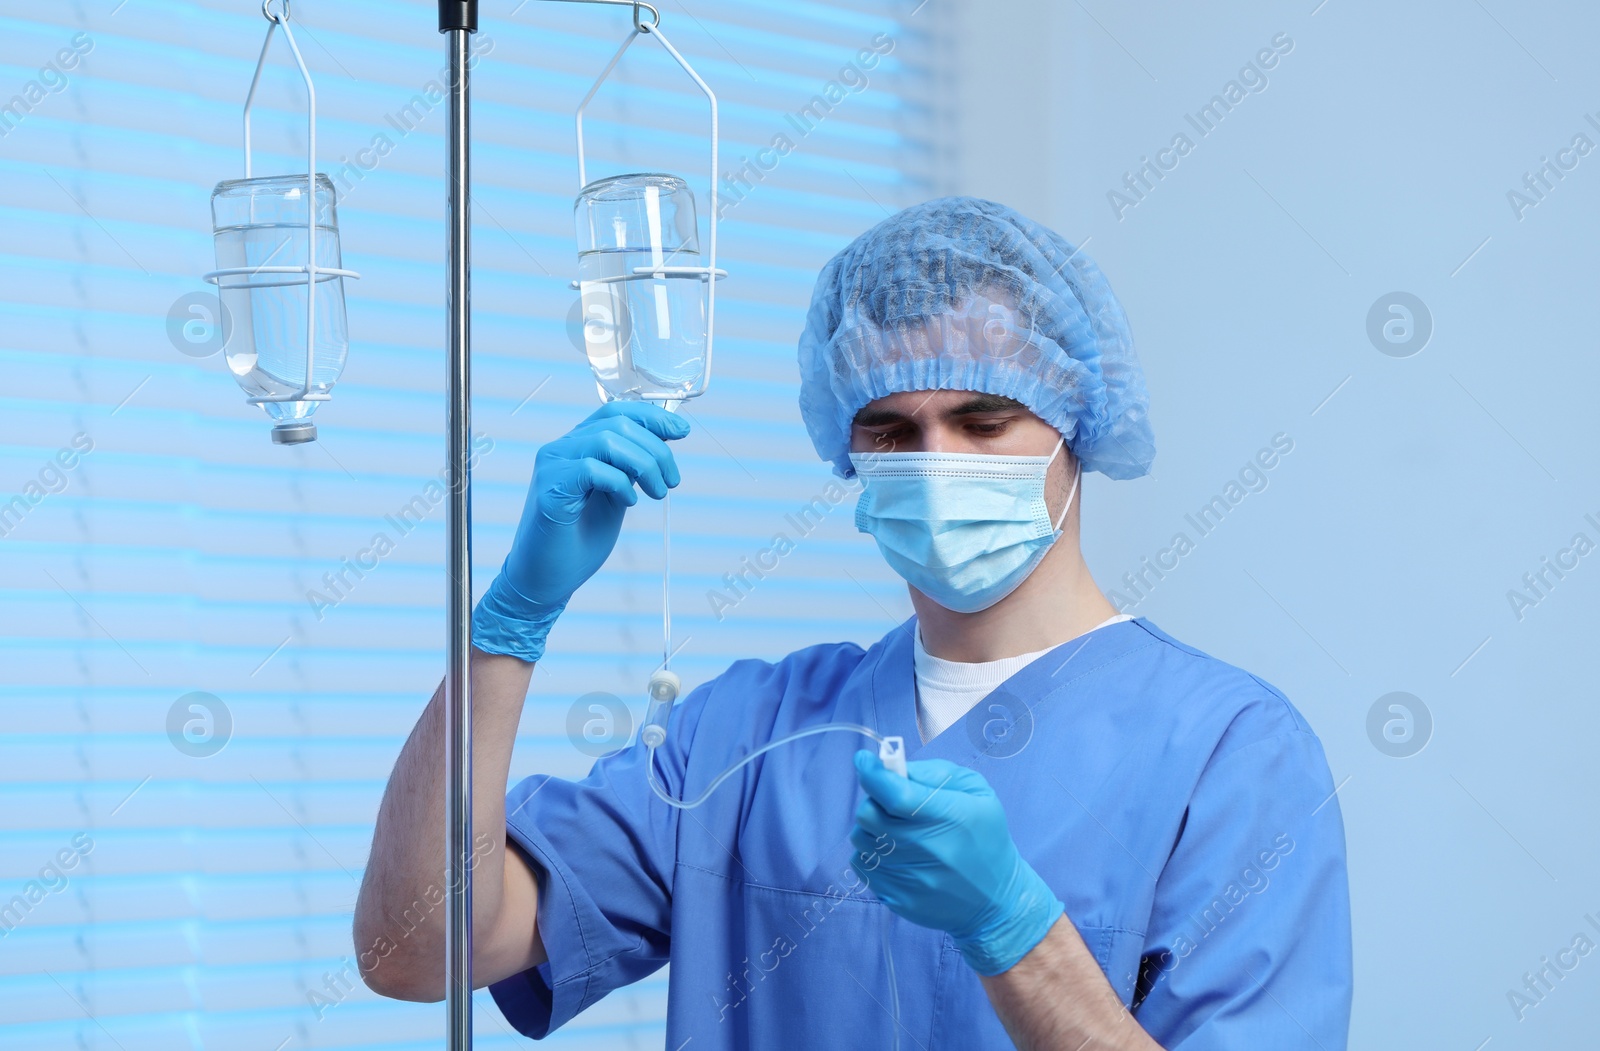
912,613,1135,743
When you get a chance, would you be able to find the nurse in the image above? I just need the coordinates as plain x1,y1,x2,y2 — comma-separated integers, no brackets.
354,197,1353,1050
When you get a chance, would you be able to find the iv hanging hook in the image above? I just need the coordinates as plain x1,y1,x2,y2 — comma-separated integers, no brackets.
262,0,289,23
535,0,660,31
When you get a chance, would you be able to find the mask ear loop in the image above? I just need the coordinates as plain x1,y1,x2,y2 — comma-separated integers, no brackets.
1050,442,1081,533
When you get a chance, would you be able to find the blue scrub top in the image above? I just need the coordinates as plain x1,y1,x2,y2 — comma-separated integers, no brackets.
489,616,1353,1049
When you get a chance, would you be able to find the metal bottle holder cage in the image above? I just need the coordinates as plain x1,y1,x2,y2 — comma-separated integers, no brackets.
571,7,728,396
202,0,361,412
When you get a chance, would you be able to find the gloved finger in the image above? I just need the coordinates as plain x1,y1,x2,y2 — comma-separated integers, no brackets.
561,458,637,507
854,750,938,819
849,823,879,857
536,460,608,523
589,399,692,442
585,414,684,489
848,843,881,891
853,795,896,836
576,430,671,499
848,824,899,877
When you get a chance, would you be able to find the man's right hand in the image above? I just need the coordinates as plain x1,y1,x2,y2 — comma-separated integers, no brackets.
476,401,689,659
356,400,690,1003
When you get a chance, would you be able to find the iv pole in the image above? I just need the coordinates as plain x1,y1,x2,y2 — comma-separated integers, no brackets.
438,3,475,1050
438,3,684,1048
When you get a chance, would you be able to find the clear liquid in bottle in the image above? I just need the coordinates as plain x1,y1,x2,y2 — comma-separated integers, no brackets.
577,246,708,405
212,219,349,422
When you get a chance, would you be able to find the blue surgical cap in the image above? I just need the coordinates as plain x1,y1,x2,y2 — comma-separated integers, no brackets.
797,196,1155,480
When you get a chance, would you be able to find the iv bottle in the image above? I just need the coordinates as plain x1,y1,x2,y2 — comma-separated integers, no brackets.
574,173,709,407
210,173,350,444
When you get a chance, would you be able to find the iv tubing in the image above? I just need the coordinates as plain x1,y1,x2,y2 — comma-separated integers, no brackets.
663,490,671,669
644,722,901,1050
644,722,884,810
644,466,902,1045
884,907,902,1051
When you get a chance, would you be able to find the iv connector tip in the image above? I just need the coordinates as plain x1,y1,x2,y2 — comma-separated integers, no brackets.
879,736,907,777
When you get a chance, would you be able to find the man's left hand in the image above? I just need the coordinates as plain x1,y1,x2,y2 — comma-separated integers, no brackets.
850,752,1065,976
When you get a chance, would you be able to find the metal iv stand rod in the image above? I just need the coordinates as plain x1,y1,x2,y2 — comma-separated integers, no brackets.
438,2,476,1050
435,2,668,1047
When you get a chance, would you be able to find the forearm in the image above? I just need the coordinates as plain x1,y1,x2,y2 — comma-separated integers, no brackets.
981,916,1163,1051
353,645,536,1000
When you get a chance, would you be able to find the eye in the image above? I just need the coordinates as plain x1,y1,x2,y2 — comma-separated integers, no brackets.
967,420,1011,436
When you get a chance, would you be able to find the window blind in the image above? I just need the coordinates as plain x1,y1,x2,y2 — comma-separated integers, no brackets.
0,0,933,1047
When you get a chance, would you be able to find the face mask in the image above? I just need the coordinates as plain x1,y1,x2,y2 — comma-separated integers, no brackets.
849,438,1080,614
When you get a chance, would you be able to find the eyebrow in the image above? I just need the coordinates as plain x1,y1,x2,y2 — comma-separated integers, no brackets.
852,394,1025,428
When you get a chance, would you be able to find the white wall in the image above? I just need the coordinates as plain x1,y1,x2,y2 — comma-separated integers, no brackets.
938,2,1600,1048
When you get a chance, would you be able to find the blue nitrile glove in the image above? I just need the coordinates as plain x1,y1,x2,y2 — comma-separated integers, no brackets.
473,401,689,662
850,752,1065,976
